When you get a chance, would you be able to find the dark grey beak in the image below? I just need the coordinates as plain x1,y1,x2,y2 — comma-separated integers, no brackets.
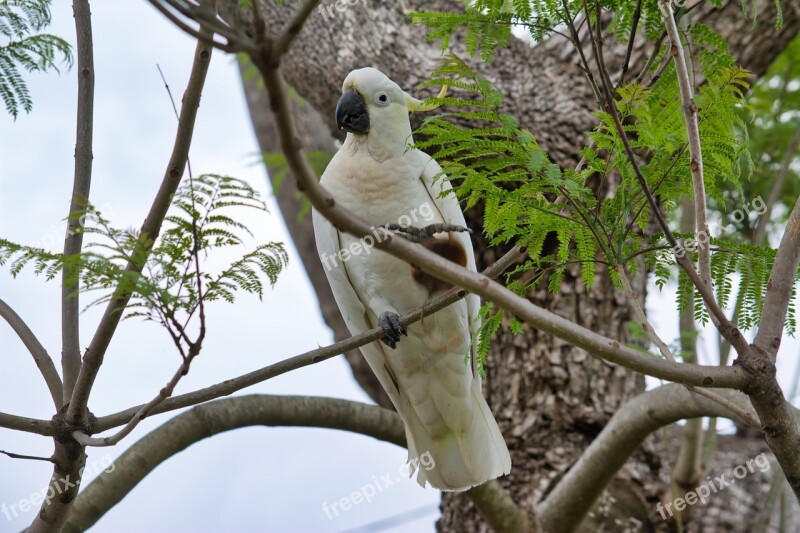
335,88,370,134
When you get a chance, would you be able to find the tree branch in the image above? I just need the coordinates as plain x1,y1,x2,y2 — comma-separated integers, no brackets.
67,395,526,532
248,25,747,391
269,0,320,62
752,125,800,246
0,411,54,436
61,0,95,406
0,449,55,462
538,385,758,532
88,245,526,433
659,0,713,298
146,0,250,53
66,11,215,426
753,193,800,356
0,297,62,407
25,6,94,530
466,481,535,533
743,192,800,501
583,2,747,356
72,350,195,447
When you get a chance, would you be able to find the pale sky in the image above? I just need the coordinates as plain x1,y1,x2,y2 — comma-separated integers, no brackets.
0,2,437,532
0,2,798,533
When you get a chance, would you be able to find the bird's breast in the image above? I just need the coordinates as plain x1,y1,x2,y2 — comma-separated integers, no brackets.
323,153,437,226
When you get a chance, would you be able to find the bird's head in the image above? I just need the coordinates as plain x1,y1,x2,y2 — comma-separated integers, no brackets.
335,68,445,151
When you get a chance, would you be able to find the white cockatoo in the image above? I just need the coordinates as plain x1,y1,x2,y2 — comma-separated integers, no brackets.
312,67,511,491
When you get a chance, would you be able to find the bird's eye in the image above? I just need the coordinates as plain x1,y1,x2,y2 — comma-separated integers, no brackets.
375,92,390,106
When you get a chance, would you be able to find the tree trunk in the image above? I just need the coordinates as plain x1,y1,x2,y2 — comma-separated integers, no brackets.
223,0,800,530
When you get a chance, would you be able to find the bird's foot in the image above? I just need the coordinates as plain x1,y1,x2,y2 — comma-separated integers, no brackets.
378,311,407,349
382,223,472,243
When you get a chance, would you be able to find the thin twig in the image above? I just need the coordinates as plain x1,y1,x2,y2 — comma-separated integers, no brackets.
616,264,675,362
616,265,760,429
634,31,666,85
88,246,528,434
147,0,240,53
269,0,321,62
617,0,642,88
154,0,258,54
66,2,216,426
686,387,760,427
252,43,747,390
73,349,197,446
582,2,747,356
0,449,55,463
0,298,63,407
659,0,713,303
561,0,602,105
752,125,800,246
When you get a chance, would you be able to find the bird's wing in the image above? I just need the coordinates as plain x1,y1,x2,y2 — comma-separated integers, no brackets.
311,207,407,407
414,150,482,378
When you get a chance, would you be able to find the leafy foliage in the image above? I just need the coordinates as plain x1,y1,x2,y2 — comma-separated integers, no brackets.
411,0,780,60
0,0,72,119
0,175,288,331
721,33,800,242
409,2,797,356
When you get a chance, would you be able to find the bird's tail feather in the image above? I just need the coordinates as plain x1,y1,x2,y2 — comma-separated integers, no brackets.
404,380,511,492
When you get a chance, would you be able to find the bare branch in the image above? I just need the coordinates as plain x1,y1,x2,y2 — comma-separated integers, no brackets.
688,386,759,427
754,193,800,355
616,265,760,428
616,0,642,87
674,198,706,486
582,3,747,356
752,125,800,246
616,264,674,362
249,49,747,392
67,395,523,533
742,192,800,501
73,352,194,447
27,4,95,531
0,449,55,462
269,0,321,62
66,11,215,426
659,0,713,297
538,385,758,532
66,397,407,531
146,0,252,53
0,412,53,436
0,298,63,407
467,481,535,533
89,245,527,433
60,0,96,405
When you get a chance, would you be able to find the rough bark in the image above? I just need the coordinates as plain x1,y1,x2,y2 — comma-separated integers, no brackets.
221,0,800,530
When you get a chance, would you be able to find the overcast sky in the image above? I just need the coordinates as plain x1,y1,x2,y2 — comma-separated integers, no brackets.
1,2,798,533
0,2,438,532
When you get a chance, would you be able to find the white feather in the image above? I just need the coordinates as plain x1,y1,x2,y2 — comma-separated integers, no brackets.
312,67,511,491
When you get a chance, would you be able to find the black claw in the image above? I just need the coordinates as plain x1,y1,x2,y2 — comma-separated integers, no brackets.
379,311,406,349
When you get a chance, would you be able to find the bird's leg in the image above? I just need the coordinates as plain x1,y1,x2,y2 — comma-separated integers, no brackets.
382,223,472,243
378,311,407,349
